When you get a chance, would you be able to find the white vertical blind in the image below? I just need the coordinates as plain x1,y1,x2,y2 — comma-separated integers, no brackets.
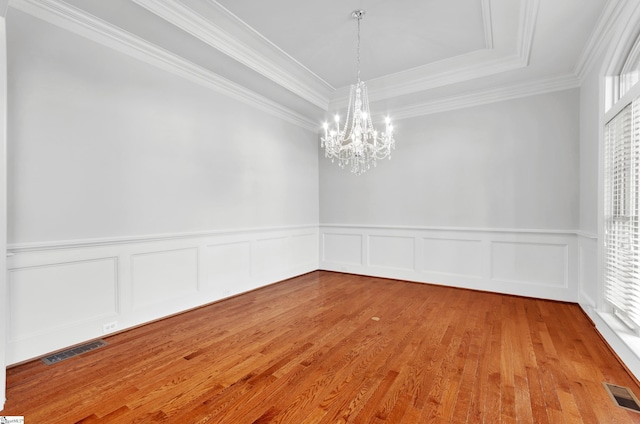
604,97,640,330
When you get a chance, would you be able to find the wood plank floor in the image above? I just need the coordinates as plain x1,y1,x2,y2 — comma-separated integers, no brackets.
4,271,640,423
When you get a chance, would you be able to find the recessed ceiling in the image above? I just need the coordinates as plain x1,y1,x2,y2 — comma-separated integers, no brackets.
10,0,611,126
129,0,608,113
214,0,487,88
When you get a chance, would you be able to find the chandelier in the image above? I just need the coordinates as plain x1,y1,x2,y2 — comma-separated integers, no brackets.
321,10,396,175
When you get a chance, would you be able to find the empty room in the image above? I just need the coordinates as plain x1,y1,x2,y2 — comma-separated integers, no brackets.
2,0,640,422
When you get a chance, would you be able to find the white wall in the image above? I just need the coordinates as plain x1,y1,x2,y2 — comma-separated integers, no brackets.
577,50,603,309
578,55,602,237
6,10,319,365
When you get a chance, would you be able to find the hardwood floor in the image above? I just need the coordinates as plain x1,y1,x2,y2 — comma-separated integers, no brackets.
4,271,640,423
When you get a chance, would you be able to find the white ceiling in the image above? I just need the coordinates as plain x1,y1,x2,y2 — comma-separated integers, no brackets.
214,0,488,89
10,0,612,125
129,0,608,113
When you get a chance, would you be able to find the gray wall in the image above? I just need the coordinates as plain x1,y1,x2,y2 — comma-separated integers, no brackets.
320,90,580,231
8,10,319,245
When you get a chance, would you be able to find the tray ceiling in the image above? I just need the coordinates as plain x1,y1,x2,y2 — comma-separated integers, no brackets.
214,0,488,88
8,0,613,125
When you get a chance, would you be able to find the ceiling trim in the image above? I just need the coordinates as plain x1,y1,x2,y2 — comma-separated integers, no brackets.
130,0,542,111
331,0,540,106
8,0,319,131
482,0,494,49
132,0,332,110
390,73,580,121
574,0,629,81
517,0,540,67
350,54,527,107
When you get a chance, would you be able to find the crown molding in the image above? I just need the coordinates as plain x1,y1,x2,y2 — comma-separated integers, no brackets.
331,0,538,107
482,0,494,49
390,73,580,121
8,0,319,131
575,0,634,81
376,54,527,103
132,0,332,110
132,0,538,113
330,53,527,110
517,0,540,66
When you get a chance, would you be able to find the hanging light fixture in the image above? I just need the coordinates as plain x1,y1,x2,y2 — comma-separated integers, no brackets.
321,10,396,175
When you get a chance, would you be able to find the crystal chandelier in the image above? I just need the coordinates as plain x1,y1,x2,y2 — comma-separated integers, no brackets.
321,10,396,175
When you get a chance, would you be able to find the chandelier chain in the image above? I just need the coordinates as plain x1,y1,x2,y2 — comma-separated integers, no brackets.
356,14,361,83
320,9,396,175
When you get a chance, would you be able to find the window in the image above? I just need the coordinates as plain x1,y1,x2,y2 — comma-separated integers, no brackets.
604,34,640,332
620,39,640,98
604,100,640,330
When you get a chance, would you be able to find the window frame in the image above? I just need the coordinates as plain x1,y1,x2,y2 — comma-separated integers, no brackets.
603,94,640,333
600,8,640,335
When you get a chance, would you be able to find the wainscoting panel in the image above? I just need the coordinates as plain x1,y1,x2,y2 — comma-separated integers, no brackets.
369,235,415,271
6,226,318,365
7,257,119,363
491,241,567,287
8,258,118,340
290,232,318,270
131,248,199,309
322,233,363,267
204,241,252,297
422,238,484,278
254,236,288,279
321,225,578,302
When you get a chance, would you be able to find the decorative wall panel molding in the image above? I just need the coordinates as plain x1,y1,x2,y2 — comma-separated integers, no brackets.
131,248,199,309
369,235,415,271
320,225,579,302
8,258,118,339
204,241,251,297
490,241,567,287
321,233,363,266
422,238,484,278
6,226,318,365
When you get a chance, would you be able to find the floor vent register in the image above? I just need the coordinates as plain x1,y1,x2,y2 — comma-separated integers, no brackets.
41,339,108,365
604,382,640,413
